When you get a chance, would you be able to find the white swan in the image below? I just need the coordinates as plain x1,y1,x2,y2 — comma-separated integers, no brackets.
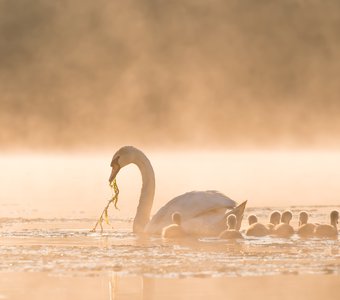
314,210,339,238
219,214,244,240
266,211,281,232
246,215,270,237
273,210,294,238
297,211,315,238
108,146,247,236
161,212,186,238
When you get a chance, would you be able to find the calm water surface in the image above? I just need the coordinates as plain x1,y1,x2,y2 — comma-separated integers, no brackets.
0,152,339,278
1,206,339,278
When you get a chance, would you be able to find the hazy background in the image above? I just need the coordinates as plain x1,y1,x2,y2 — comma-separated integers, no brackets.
1,0,340,151
1,1,340,217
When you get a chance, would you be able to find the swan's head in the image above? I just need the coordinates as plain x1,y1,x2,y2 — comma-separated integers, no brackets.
281,210,293,224
269,211,281,225
109,146,139,184
227,214,237,230
172,212,182,225
299,211,308,226
248,215,258,225
330,210,339,224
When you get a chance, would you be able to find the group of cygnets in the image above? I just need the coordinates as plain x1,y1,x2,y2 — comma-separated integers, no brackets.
242,210,339,239
162,210,339,239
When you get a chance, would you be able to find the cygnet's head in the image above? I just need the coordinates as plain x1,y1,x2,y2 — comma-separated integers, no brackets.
299,211,309,226
330,210,339,224
270,211,281,225
227,214,237,230
172,212,182,225
281,210,293,224
248,215,258,225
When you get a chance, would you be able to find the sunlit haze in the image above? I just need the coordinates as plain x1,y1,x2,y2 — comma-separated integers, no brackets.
1,1,340,150
1,151,339,219
1,2,339,299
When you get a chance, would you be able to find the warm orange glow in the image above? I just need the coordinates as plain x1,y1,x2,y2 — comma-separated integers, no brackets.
1,1,340,298
1,151,339,218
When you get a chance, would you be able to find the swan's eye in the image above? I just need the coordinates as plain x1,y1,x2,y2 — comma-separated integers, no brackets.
111,156,120,167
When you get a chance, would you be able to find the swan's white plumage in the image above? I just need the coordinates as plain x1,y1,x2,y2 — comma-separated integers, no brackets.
109,146,245,237
145,191,236,235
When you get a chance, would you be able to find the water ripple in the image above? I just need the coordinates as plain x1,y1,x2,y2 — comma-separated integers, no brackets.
0,206,339,278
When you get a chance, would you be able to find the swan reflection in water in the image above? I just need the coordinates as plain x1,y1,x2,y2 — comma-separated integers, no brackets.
109,274,155,300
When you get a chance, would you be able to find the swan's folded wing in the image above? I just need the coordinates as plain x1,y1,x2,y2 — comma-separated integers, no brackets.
145,191,236,235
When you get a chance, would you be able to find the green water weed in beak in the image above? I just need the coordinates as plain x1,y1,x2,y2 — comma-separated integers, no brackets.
91,178,120,233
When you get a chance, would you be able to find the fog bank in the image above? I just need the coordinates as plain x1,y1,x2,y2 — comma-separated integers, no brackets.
1,0,340,150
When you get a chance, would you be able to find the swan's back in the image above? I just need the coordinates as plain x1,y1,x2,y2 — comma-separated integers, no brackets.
297,223,315,238
274,223,294,237
246,223,270,237
161,224,186,238
314,224,337,238
145,191,236,235
219,229,244,240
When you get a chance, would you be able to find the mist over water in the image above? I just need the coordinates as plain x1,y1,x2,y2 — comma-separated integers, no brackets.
1,0,339,218
1,0,340,150
1,151,340,220
1,3,340,298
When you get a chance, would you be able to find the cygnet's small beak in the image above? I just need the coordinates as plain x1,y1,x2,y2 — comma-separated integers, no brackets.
109,165,120,185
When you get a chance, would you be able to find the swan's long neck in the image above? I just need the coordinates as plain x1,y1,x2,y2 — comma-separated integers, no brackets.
133,151,155,233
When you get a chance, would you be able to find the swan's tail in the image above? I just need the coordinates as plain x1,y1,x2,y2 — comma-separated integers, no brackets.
225,200,247,231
